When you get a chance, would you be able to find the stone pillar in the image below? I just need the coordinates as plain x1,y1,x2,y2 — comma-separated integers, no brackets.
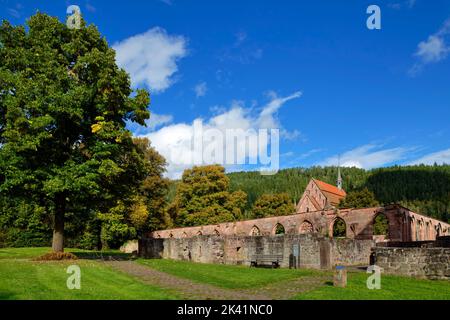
333,266,347,287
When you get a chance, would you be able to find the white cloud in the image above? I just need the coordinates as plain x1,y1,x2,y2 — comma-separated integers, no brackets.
113,27,187,93
388,0,416,10
415,35,448,63
318,144,412,169
139,91,302,178
410,18,450,74
257,91,302,129
7,3,23,18
127,113,173,135
85,2,96,13
408,0,417,8
159,0,173,5
408,148,450,165
220,31,263,64
298,148,323,160
194,82,207,98
146,113,173,130
234,31,247,46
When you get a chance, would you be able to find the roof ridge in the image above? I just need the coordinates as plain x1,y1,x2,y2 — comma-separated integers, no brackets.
312,178,346,196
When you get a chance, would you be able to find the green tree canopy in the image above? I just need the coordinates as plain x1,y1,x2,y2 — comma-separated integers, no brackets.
373,214,389,236
0,13,150,252
170,165,247,227
338,188,379,209
252,193,295,219
133,137,171,232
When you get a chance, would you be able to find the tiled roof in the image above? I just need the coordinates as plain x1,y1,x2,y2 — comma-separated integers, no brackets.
312,179,346,197
312,179,346,206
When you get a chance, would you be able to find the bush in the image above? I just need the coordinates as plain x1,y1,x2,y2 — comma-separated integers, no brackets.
34,252,78,261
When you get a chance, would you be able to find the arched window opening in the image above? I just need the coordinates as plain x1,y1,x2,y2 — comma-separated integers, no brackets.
416,220,422,241
250,226,261,236
436,224,442,237
299,221,314,234
274,223,285,235
332,218,346,238
373,214,389,236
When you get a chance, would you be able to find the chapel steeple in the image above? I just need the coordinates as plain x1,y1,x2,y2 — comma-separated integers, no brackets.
337,156,343,190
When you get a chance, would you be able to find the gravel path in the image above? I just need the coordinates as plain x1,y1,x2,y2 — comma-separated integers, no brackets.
105,260,330,300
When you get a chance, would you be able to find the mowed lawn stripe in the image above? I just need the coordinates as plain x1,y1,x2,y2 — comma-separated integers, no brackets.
137,258,322,289
295,272,450,300
0,248,180,300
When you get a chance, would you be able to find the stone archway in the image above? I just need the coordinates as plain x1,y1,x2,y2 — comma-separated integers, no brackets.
425,221,430,240
332,218,346,238
373,213,389,238
410,217,416,241
436,224,442,237
416,219,423,241
273,223,285,235
299,221,314,234
250,225,261,236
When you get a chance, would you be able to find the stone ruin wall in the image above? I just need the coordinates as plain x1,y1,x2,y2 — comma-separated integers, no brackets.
148,205,450,242
371,236,450,280
141,204,450,277
139,234,375,270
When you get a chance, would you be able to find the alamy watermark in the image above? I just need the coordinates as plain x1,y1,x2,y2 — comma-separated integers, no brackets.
66,265,81,290
366,265,382,290
366,5,381,30
168,120,280,175
66,5,82,30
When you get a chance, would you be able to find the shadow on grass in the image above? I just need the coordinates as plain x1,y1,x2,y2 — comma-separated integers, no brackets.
0,290,17,300
70,250,134,261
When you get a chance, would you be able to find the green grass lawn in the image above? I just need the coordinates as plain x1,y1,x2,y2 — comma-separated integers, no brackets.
137,258,322,289
1,247,449,300
0,247,179,300
294,271,450,300
138,258,450,300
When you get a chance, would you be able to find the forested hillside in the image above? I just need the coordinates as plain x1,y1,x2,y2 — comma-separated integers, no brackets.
223,165,450,222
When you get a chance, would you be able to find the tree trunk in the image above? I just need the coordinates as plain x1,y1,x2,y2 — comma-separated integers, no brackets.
52,194,65,252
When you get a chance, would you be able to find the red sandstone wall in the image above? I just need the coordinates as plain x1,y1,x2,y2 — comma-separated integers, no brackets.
149,205,450,242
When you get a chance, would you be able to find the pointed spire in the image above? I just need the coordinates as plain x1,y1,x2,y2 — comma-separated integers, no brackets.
337,155,343,190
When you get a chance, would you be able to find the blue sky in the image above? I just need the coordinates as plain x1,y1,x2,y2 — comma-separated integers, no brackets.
1,0,450,178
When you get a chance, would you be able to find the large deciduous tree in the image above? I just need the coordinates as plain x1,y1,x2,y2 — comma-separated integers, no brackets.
252,193,294,219
170,165,247,227
338,187,379,209
0,14,150,252
133,137,171,232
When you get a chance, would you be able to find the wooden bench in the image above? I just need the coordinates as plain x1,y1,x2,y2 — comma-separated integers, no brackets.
250,254,283,268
